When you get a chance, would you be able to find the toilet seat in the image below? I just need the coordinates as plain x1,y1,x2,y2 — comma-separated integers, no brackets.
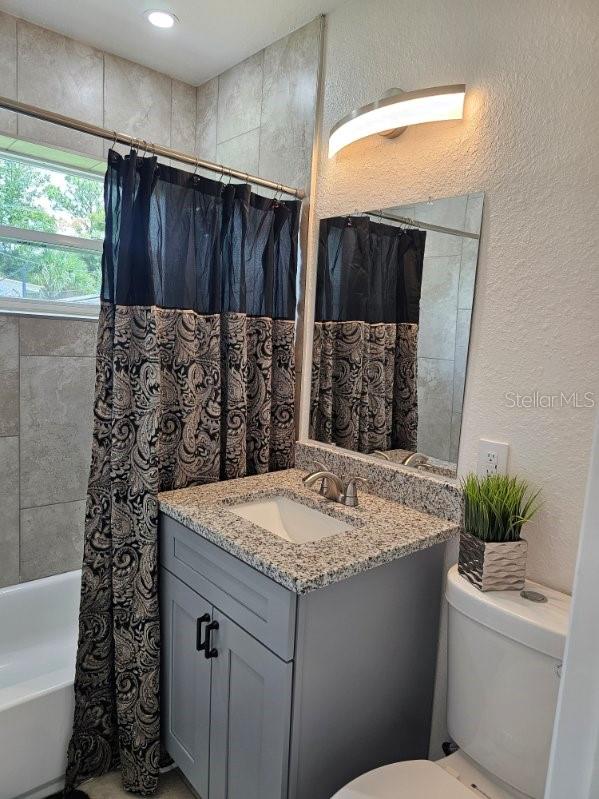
331,759,477,798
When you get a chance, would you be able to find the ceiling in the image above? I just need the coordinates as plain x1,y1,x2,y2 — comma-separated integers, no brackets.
0,0,346,85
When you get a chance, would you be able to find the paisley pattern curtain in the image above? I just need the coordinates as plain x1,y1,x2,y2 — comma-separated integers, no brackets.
310,320,418,452
65,150,299,794
310,216,424,454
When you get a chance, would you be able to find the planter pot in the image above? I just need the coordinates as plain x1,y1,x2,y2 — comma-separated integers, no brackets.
458,531,528,592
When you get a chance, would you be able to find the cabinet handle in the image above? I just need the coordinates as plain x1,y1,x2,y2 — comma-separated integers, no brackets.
196,613,211,652
204,620,219,659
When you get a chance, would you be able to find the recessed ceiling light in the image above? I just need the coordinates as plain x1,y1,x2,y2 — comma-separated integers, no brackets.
145,10,177,28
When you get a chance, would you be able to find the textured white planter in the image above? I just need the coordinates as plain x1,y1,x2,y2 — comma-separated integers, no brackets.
458,531,528,591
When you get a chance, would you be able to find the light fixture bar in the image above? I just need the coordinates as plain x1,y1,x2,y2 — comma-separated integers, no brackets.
329,84,466,157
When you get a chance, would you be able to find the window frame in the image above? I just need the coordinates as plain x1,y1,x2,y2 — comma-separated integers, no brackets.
0,148,105,319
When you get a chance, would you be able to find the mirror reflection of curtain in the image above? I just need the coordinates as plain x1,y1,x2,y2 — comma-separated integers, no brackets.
311,216,425,453
66,150,300,794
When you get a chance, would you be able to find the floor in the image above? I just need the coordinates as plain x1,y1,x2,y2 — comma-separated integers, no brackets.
81,768,196,799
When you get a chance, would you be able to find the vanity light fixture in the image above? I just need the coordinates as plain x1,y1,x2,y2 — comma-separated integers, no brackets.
145,10,178,28
328,84,466,157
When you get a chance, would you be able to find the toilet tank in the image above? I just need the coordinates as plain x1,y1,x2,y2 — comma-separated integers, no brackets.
446,565,570,799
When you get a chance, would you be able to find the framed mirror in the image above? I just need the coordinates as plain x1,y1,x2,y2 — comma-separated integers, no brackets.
307,192,483,478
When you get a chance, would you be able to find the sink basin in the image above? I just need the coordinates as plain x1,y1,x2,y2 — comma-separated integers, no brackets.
228,495,353,544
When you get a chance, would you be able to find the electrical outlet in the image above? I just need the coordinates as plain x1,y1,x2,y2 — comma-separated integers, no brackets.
477,439,509,477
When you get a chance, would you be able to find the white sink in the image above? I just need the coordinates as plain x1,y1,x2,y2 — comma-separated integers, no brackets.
228,495,353,544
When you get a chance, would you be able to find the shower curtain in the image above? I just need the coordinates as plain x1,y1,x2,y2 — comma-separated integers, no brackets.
310,216,425,453
65,150,300,794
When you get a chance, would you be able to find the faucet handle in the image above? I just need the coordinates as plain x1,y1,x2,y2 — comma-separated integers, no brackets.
309,461,329,496
343,476,368,507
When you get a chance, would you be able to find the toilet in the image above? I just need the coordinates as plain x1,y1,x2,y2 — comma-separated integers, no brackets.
333,564,570,799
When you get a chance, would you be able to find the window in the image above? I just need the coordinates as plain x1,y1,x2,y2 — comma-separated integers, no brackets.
0,152,104,315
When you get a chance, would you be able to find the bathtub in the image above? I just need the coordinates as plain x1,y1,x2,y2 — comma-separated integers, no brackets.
0,570,80,799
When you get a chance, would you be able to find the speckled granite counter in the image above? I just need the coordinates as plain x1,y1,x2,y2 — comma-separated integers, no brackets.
159,469,459,593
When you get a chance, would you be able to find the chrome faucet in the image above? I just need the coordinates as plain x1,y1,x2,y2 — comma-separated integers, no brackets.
401,452,429,467
373,449,392,461
302,463,368,508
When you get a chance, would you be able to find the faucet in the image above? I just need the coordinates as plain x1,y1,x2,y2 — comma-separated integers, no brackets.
401,452,429,467
373,450,392,461
302,463,367,507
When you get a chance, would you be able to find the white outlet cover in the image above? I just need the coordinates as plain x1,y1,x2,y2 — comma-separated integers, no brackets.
477,439,509,476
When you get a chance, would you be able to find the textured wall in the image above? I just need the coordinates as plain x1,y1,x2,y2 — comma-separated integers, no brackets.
304,0,599,594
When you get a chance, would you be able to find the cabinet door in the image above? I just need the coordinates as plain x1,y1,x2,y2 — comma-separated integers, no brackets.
161,569,212,797
209,610,293,799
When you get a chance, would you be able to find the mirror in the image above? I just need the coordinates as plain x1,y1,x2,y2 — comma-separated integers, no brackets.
308,192,483,477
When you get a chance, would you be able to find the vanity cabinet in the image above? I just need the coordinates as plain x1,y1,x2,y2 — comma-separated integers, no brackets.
160,512,445,799
161,571,292,799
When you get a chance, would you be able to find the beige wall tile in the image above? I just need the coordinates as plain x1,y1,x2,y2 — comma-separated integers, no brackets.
458,236,479,309
449,412,462,464
196,77,218,162
465,192,484,234
0,370,19,436
171,79,197,155
417,357,454,461
104,54,172,153
17,20,103,157
20,500,85,581
0,315,19,436
216,128,260,176
0,12,17,136
20,316,98,357
217,52,263,144
0,314,18,371
0,436,18,587
418,255,460,360
20,355,95,508
452,307,472,416
259,19,321,190
413,195,468,231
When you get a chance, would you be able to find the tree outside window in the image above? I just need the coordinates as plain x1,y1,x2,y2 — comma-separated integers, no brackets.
0,156,104,301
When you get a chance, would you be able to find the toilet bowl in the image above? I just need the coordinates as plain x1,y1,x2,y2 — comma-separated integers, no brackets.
331,751,529,799
332,565,570,799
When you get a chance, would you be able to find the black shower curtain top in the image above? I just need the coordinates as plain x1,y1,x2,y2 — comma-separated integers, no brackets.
315,215,426,324
101,149,300,318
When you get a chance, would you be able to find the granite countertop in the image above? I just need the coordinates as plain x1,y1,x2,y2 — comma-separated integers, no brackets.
159,469,459,594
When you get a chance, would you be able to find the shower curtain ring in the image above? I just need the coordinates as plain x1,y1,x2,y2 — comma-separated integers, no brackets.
111,130,117,149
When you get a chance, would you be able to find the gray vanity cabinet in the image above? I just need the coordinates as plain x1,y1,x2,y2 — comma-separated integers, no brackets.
160,511,445,799
161,572,212,798
208,610,293,799
161,569,293,799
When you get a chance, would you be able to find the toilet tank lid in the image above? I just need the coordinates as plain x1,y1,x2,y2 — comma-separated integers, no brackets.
446,565,570,659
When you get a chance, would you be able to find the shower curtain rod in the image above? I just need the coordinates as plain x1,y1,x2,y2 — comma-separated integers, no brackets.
0,94,306,200
367,209,479,239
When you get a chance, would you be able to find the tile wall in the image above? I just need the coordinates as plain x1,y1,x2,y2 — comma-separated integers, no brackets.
195,18,322,192
0,315,97,586
389,194,482,463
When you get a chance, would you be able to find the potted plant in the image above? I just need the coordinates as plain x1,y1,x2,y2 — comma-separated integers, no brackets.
459,473,541,592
